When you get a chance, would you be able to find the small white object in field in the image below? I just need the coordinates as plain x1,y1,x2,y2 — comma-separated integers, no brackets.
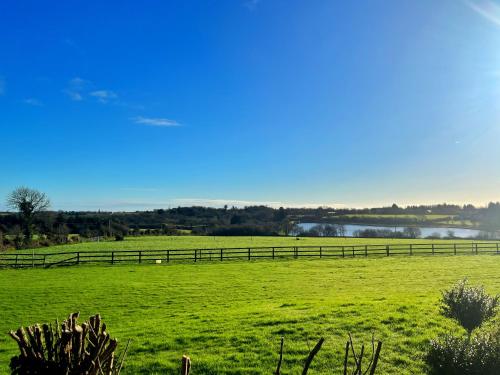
156,259,162,264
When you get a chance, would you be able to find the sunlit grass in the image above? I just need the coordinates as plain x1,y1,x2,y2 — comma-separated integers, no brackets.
0,255,499,374
19,235,490,254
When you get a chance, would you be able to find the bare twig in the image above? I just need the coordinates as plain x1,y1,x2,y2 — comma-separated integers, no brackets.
369,341,382,375
343,341,350,375
356,344,365,375
301,337,324,375
362,335,376,375
275,337,284,375
182,355,191,375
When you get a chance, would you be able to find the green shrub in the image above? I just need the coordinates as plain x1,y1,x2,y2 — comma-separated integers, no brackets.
38,239,52,247
441,279,499,334
426,328,500,375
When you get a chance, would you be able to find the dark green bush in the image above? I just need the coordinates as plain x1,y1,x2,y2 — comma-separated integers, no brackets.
441,279,499,334
209,225,278,236
38,239,52,247
426,328,500,375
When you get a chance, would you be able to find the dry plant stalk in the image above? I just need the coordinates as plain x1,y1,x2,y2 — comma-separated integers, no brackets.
274,334,382,375
9,312,129,375
181,355,191,375
343,334,382,375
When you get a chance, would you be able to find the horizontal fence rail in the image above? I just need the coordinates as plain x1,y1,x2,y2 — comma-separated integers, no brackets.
0,242,499,269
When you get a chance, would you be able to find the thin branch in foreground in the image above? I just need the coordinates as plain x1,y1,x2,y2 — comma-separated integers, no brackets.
182,355,191,375
275,337,284,375
301,337,325,375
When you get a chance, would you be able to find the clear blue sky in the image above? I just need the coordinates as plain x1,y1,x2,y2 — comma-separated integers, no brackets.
1,0,500,211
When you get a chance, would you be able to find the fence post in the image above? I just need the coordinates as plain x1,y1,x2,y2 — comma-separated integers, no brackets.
194,250,197,262
319,246,322,258
365,245,368,257
167,250,170,263
15,254,18,268
248,248,251,261
386,245,390,257
475,243,478,255
352,247,355,257
454,244,457,255
139,251,142,264
111,252,114,265
220,248,223,261
43,255,46,267
410,244,413,256
431,244,435,255
272,247,275,259
77,252,80,265
497,243,499,255
342,246,345,258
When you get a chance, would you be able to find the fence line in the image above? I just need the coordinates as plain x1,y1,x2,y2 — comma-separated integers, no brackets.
0,242,499,269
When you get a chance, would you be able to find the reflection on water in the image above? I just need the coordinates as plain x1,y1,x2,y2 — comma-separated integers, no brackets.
297,223,481,239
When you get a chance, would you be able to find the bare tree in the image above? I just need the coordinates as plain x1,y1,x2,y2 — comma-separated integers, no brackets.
6,187,50,245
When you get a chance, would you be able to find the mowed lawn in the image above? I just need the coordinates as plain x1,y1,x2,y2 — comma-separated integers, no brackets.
1,254,500,374
19,235,493,254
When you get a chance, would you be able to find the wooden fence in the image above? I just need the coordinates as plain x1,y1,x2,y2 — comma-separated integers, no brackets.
1,242,499,269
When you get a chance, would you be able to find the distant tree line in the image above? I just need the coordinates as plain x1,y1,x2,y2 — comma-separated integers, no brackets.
1,187,500,250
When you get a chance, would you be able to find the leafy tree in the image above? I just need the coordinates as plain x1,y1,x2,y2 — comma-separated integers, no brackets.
230,214,244,225
441,279,499,336
426,280,500,374
6,187,50,245
274,207,287,221
403,227,422,238
322,224,338,237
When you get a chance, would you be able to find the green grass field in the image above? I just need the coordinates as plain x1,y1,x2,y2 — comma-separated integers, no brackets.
1,240,500,374
18,235,489,255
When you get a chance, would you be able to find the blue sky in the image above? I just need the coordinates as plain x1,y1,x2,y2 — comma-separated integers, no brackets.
1,0,500,211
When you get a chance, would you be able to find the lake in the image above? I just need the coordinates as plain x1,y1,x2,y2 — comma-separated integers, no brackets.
297,223,481,239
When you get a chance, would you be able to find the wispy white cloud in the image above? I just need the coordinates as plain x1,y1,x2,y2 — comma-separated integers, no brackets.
133,116,181,127
63,77,118,104
244,0,261,10
90,90,118,103
0,77,5,95
23,98,43,106
63,38,78,48
465,0,500,27
63,38,85,56
66,91,83,101
63,77,89,101
63,78,119,104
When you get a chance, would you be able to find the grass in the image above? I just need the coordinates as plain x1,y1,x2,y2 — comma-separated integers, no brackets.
0,252,500,374
18,235,492,255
